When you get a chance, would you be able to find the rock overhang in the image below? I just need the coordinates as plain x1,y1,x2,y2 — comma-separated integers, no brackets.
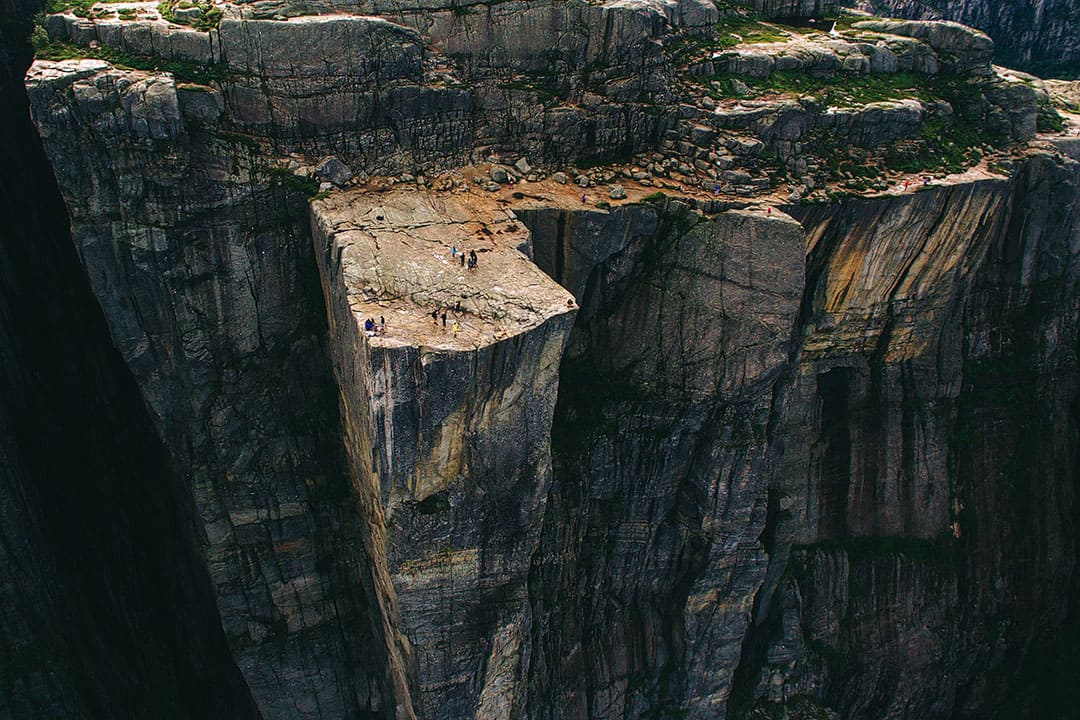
310,188,579,353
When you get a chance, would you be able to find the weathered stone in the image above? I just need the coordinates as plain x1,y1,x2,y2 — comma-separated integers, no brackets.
853,19,994,75
315,157,353,185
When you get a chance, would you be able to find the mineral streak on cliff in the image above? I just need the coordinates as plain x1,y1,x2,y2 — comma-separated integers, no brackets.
15,0,1080,716
738,157,1079,718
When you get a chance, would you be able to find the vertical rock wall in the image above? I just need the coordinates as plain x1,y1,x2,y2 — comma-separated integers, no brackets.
736,153,1080,719
25,62,391,718
0,10,259,720
520,202,806,719
310,190,576,720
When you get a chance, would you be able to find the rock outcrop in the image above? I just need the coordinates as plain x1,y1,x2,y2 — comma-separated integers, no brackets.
311,189,575,719
13,0,1080,718
865,0,1080,76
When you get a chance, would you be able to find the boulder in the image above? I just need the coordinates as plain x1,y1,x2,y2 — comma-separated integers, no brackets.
316,157,354,186
853,20,994,76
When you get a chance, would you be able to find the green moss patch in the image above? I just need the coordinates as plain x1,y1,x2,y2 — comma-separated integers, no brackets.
32,37,232,84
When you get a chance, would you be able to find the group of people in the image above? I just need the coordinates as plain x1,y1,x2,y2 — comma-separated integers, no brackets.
431,304,462,335
451,246,479,270
364,316,385,337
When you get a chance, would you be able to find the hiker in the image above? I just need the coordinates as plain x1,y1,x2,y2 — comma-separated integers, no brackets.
379,316,385,334
460,253,465,267
442,312,447,327
452,321,460,335
455,301,461,313
364,318,375,336
581,193,586,203
469,250,478,269
431,308,439,324
452,245,457,257
714,184,720,195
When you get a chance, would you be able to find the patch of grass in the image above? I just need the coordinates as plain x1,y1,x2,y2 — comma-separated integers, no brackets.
703,70,926,106
714,13,789,48
881,114,983,175
262,166,321,197
46,0,127,16
642,190,666,203
1037,101,1067,133
214,130,261,150
748,695,835,720
157,0,222,30
32,38,232,84
499,76,558,105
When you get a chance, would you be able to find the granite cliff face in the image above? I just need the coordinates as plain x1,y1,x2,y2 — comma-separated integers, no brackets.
864,0,1080,76
7,0,1080,717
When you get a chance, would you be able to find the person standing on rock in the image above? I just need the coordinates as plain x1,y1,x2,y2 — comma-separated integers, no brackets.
460,253,466,268
452,321,460,336
469,250,478,269
431,308,439,324
442,312,447,328
452,245,457,258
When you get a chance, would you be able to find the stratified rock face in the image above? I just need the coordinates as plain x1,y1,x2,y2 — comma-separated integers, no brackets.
0,13,259,718
310,190,576,719
738,153,1080,719
25,59,392,719
518,201,806,720
852,19,994,76
865,0,1080,75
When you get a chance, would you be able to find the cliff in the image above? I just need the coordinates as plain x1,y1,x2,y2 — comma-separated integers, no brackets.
7,0,1080,718
864,0,1080,77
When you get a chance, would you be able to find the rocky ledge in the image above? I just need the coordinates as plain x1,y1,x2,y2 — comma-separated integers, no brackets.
312,188,577,718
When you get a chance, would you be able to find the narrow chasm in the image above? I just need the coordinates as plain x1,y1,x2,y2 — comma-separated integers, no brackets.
0,11,258,718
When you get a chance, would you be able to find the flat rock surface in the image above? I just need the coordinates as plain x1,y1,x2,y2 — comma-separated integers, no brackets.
312,189,576,351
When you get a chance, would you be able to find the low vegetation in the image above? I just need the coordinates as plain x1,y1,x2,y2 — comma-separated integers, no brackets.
714,14,788,48
45,0,127,18
32,35,231,84
705,70,928,106
157,0,223,31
